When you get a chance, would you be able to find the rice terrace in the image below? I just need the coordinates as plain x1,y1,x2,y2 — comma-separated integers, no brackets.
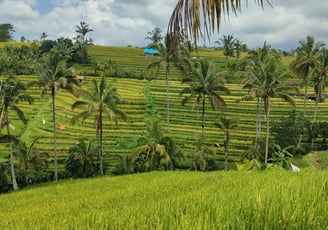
1,0,328,229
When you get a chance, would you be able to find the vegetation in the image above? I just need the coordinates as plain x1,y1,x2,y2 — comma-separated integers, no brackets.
1,170,328,229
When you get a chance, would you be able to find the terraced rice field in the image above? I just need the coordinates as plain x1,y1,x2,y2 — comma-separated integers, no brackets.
1,46,325,172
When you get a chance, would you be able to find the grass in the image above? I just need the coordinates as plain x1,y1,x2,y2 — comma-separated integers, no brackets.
0,170,327,229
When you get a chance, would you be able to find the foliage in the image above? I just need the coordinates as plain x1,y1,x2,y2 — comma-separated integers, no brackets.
271,110,307,153
0,45,38,75
0,23,14,42
0,161,10,193
71,74,127,175
65,139,99,178
145,27,163,46
269,144,293,170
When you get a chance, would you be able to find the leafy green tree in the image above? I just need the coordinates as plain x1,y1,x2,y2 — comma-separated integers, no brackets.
168,0,267,48
13,137,49,186
0,23,15,42
0,76,33,191
145,27,163,46
181,59,230,139
37,50,77,181
71,75,127,175
65,139,99,178
271,110,306,153
214,116,238,171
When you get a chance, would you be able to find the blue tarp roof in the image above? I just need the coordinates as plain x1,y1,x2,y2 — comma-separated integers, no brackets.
144,48,159,54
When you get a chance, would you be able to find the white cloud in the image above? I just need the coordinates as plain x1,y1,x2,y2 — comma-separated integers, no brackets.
2,0,328,50
0,0,39,20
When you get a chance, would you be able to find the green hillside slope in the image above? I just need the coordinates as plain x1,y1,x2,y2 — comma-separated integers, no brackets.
0,45,325,172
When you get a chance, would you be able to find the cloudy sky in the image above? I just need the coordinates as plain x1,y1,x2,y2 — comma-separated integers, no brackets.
0,0,327,50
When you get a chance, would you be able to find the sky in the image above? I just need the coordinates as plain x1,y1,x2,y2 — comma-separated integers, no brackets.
0,0,327,51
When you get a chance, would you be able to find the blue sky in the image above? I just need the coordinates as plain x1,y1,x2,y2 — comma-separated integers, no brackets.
0,0,328,50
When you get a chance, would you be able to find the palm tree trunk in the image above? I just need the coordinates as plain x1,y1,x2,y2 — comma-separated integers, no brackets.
255,97,260,148
264,99,270,164
201,93,206,138
99,111,104,175
165,66,170,131
311,93,319,150
6,112,19,191
224,138,228,171
52,88,58,181
298,75,309,149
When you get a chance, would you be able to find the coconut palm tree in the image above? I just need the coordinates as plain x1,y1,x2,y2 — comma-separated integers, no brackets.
71,74,127,175
13,137,49,186
214,116,238,171
75,21,93,45
310,49,328,150
146,33,190,131
290,36,325,117
245,56,297,163
168,0,268,48
216,34,237,60
37,50,77,181
181,59,230,139
238,42,277,150
0,76,33,191
67,139,99,177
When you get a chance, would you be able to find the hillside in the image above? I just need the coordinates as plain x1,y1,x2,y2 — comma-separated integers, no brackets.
1,45,326,173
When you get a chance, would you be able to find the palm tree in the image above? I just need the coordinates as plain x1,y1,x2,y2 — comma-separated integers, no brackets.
71,75,127,175
310,49,328,150
13,137,49,186
245,56,297,163
216,34,237,60
134,116,175,171
214,116,238,171
37,50,77,181
290,36,325,117
0,76,33,191
68,139,99,177
75,21,93,45
238,42,276,150
146,33,190,131
168,0,268,48
180,59,230,138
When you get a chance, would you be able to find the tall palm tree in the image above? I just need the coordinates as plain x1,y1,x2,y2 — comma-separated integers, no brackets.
0,76,33,191
245,56,297,163
168,0,268,48
310,49,328,150
146,33,190,131
37,50,77,181
75,21,93,45
290,36,325,117
238,42,276,149
180,59,230,138
71,75,127,175
214,116,238,171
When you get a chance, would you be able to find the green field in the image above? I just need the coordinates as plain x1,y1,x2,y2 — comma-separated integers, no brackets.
0,45,325,172
1,170,327,229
